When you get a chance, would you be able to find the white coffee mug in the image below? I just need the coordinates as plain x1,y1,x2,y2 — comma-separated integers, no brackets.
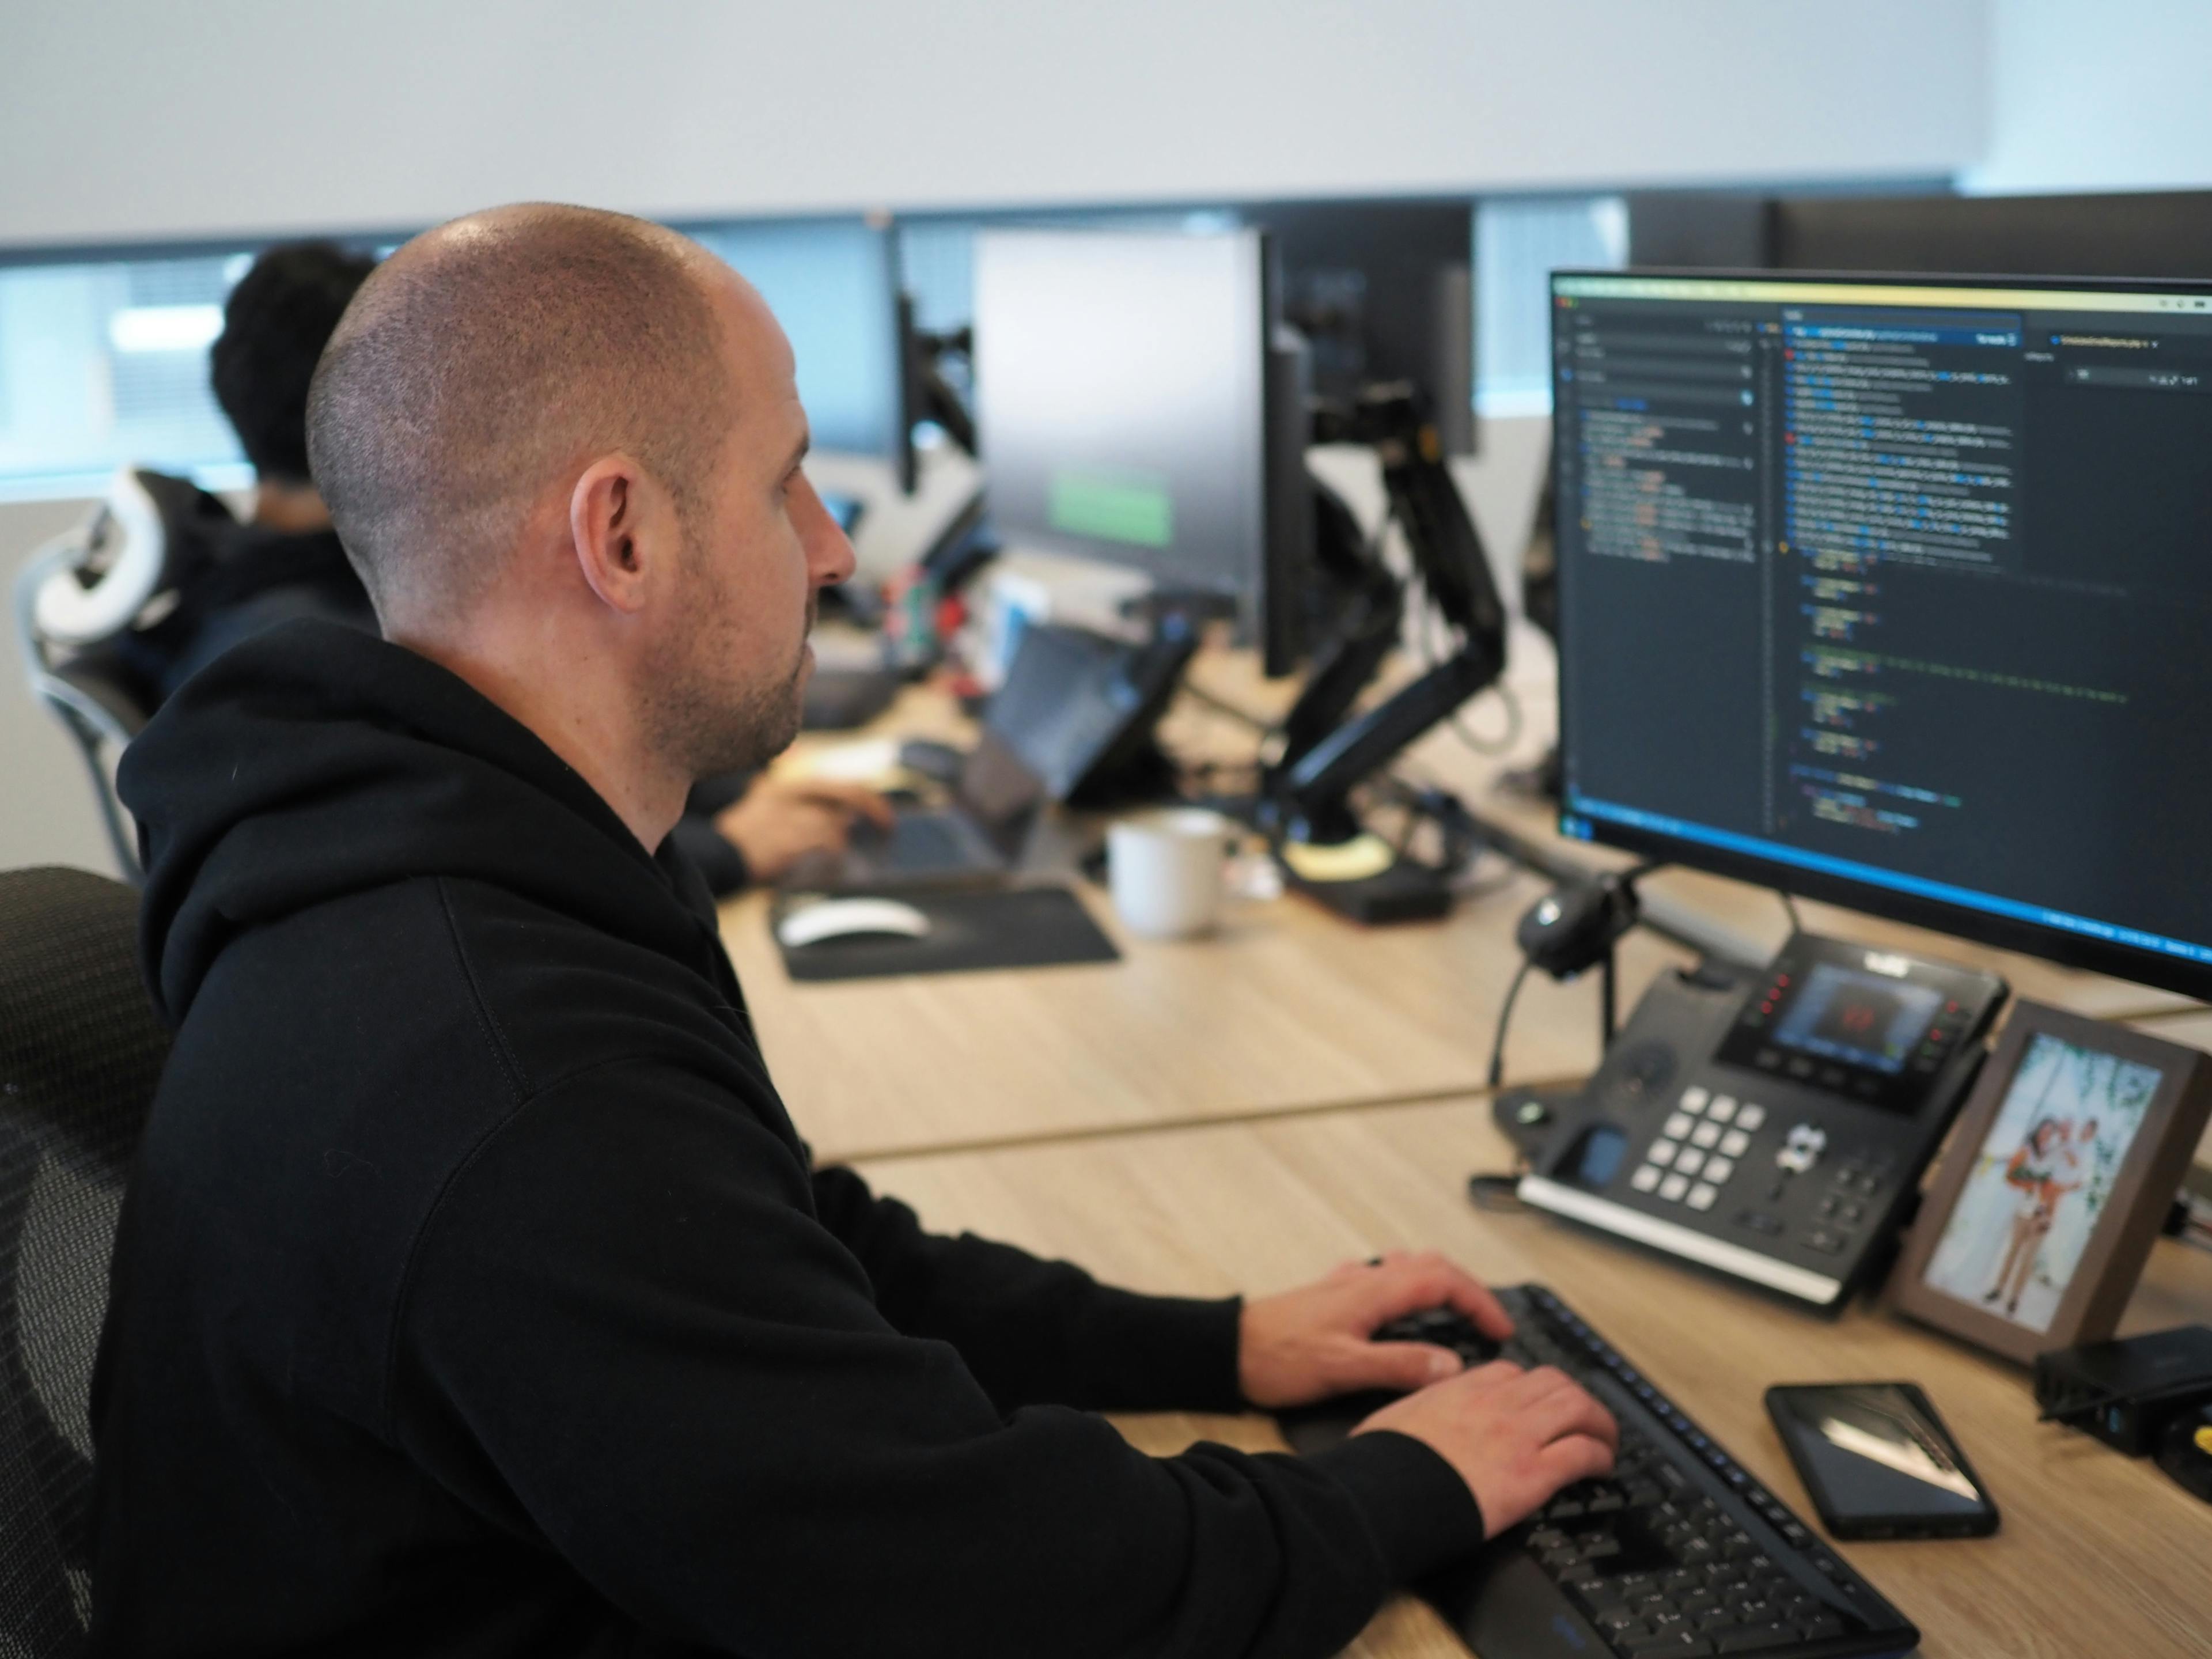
1107,808,1230,940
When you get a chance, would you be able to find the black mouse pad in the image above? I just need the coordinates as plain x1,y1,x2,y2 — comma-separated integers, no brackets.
775,884,1121,982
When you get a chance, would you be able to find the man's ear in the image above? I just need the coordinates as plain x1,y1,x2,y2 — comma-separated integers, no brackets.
570,455,670,614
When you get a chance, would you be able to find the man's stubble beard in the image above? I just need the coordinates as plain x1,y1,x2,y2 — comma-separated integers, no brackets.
647,561,817,784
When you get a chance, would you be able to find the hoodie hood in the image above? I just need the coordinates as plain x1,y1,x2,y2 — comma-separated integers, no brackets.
120,619,724,1024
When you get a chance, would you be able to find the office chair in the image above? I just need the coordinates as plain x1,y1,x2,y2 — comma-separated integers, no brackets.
13,468,226,884
0,866,168,1654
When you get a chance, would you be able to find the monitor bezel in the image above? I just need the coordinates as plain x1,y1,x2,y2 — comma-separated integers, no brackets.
1549,265,2212,1002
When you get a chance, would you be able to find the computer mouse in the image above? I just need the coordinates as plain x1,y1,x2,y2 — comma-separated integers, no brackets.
774,897,933,950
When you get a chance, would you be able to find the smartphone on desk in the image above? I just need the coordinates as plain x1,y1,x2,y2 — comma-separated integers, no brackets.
1766,1381,1999,1540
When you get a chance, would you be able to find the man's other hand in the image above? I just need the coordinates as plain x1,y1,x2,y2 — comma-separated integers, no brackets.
1355,1361,1618,1539
1236,1251,1517,1409
713,779,895,883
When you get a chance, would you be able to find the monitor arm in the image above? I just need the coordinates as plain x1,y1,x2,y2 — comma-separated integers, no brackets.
1267,384,1509,844
1267,480,1403,782
897,295,978,494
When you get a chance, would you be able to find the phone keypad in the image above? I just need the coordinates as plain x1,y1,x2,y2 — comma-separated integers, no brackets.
1628,1084,1778,1211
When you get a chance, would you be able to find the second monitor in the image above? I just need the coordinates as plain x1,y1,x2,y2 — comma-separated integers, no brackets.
971,226,1315,675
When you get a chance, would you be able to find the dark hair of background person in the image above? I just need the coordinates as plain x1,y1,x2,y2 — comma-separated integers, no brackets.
210,242,377,483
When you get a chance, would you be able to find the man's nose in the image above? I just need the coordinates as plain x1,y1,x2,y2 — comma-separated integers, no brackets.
796,476,858,586
814,521,858,588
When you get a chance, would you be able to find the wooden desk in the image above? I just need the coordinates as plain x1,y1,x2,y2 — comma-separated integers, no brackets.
724,860,1691,1163
728,644,2208,1166
853,1098,2212,1659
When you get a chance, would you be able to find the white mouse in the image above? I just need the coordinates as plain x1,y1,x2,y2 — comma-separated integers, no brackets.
775,897,933,950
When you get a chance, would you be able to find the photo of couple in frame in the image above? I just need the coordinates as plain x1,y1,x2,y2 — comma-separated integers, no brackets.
1893,1002,2212,1365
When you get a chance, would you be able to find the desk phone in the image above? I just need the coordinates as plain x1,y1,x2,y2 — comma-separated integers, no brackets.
1518,934,2007,1310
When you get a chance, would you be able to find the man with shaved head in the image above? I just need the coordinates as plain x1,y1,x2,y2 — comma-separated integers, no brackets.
90,203,1613,1656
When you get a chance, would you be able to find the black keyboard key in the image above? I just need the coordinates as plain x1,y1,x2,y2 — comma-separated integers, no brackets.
1800,1613,1845,1639
1623,1634,1713,1657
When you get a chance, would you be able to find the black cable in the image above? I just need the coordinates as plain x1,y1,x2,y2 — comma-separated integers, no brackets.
1778,889,1805,933
1488,959,1533,1089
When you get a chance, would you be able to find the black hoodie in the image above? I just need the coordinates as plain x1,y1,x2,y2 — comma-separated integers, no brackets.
90,620,1480,1657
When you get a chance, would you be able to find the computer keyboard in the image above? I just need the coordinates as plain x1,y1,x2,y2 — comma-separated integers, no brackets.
1279,1286,1918,1659
884,815,971,866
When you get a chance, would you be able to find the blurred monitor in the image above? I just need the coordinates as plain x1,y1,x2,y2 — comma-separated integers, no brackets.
973,227,1313,674
1623,188,2212,283
685,218,903,460
1245,199,1476,454
1623,191,1778,270
1772,190,2212,280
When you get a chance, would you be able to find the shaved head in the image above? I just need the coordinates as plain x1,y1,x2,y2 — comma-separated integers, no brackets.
306,203,736,623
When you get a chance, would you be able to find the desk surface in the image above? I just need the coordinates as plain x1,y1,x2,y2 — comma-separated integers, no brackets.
853,1097,2212,1659
729,644,2209,1165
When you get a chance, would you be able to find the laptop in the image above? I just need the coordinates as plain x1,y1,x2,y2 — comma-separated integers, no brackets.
823,729,1044,892
800,619,1196,892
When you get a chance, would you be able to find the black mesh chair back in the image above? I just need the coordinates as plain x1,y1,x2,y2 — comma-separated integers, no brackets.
0,869,166,1655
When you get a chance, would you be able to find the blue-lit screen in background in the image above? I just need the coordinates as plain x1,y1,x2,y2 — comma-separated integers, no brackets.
0,200,1616,501
0,250,255,498
684,219,902,460
0,217,905,501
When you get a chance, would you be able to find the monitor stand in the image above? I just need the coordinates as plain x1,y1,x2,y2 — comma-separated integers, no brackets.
1279,849,1456,925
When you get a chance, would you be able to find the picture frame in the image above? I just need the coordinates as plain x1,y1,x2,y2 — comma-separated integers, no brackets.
1889,1001,2212,1366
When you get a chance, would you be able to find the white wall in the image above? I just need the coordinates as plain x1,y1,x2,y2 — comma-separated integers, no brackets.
1,0,1987,248
1968,0,2212,194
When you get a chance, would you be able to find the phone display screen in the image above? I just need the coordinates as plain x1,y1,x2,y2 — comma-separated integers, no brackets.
1768,964,1944,1077
1768,1384,1995,1531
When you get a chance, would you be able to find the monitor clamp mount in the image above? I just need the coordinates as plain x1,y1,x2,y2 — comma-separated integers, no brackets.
1257,384,1509,923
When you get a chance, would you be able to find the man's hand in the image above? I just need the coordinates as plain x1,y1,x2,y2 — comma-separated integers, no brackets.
1355,1362,1618,1539
713,779,895,884
1237,1251,1517,1409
